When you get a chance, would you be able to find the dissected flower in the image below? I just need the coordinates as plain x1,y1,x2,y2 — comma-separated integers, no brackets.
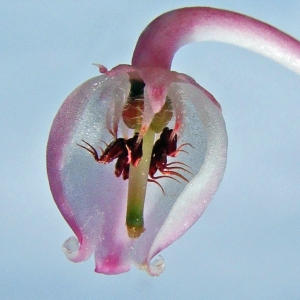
47,7,300,275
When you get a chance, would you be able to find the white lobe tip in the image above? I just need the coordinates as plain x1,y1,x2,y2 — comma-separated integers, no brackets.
149,255,166,276
62,236,80,260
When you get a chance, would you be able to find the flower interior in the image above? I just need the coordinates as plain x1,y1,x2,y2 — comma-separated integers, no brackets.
77,78,195,239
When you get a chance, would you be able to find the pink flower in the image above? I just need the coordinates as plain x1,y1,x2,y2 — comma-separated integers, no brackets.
47,7,300,276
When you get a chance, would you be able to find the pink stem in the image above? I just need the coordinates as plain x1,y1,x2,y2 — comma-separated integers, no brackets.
132,7,300,74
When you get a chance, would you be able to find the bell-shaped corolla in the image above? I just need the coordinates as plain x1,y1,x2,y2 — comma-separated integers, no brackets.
47,7,300,276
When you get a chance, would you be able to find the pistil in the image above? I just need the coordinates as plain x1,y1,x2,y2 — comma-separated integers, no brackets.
126,126,155,239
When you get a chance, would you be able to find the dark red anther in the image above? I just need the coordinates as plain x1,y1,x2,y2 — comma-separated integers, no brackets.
148,127,192,192
126,133,143,167
77,132,143,181
115,154,130,180
78,127,192,191
99,138,127,164
158,127,178,156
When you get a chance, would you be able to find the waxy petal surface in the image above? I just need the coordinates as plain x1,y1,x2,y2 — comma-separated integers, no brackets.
131,82,227,275
47,7,300,275
47,71,226,275
47,75,133,274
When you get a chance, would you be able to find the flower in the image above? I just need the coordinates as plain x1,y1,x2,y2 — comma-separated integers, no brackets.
47,7,300,276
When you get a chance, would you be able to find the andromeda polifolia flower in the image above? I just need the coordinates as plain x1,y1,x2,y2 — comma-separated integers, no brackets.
47,7,300,275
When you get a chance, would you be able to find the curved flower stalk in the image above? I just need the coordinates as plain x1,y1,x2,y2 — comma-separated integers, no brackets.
47,7,300,276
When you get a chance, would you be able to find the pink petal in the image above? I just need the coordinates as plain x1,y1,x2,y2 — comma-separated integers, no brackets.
47,70,226,275
131,80,227,275
48,7,300,276
132,7,300,74
47,75,133,274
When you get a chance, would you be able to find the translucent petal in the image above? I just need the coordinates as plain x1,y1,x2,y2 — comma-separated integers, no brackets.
130,82,227,275
47,73,227,276
48,7,299,276
47,75,133,274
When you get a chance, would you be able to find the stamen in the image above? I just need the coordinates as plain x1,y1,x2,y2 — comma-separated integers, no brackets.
166,161,191,168
159,170,189,182
171,142,193,157
147,178,166,194
77,140,101,161
163,165,193,175
149,174,180,183
99,140,109,147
